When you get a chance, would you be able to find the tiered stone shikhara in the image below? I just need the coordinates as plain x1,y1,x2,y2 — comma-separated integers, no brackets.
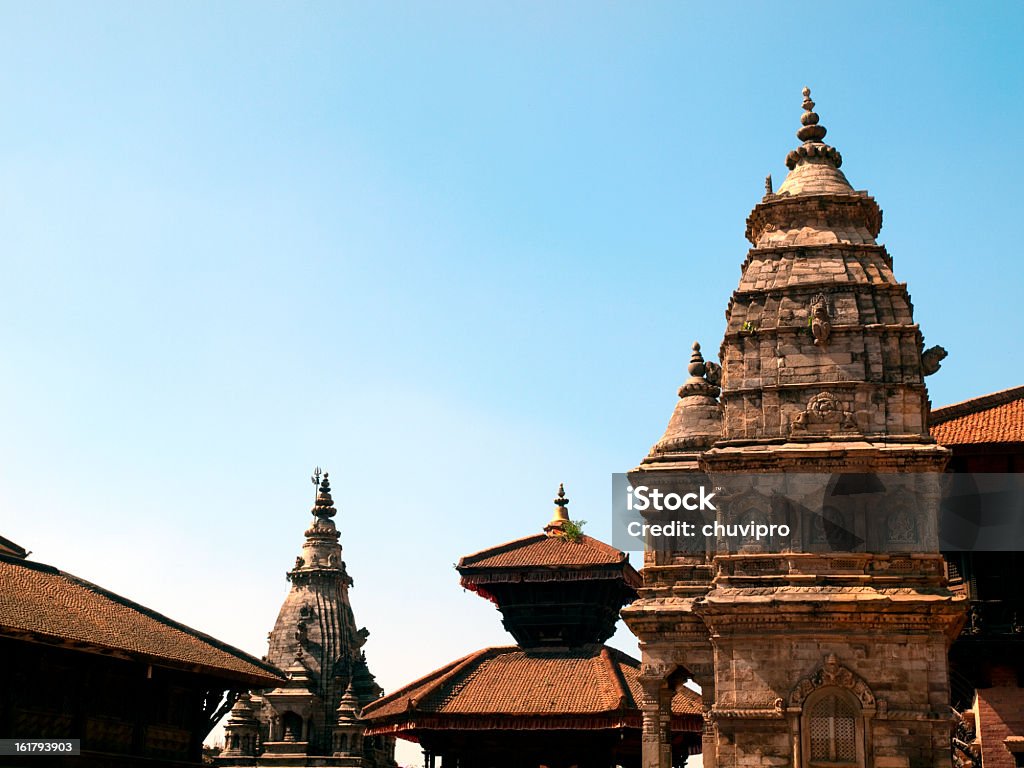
219,473,396,768
622,89,966,768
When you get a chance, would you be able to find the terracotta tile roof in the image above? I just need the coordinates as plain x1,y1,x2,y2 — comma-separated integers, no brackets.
361,644,700,730
458,534,632,570
0,555,284,687
930,385,1024,446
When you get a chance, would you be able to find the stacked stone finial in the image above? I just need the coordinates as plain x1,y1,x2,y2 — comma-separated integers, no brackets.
796,86,827,142
545,483,571,535
785,85,843,170
687,342,706,377
679,342,721,398
313,472,337,520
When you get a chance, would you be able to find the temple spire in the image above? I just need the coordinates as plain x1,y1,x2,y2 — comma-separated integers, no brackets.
544,483,570,535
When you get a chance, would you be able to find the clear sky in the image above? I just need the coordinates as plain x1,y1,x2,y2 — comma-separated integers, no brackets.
1,2,1022,765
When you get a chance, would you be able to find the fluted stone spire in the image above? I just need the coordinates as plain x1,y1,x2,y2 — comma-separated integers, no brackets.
257,470,386,761
544,483,571,535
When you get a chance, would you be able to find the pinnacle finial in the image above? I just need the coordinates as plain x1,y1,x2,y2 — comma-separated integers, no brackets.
796,85,827,143
555,483,569,508
312,468,337,519
545,483,570,534
687,341,707,378
785,86,842,170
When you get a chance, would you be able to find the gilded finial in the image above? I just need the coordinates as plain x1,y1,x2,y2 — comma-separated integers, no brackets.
545,483,571,534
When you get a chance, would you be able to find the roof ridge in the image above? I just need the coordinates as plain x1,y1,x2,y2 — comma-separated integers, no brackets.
456,534,548,566
600,646,634,709
0,556,283,680
930,384,1024,425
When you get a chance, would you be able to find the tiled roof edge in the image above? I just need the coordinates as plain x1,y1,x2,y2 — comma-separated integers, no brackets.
930,384,1024,426
0,554,285,682
362,647,514,718
456,535,547,567
457,535,630,571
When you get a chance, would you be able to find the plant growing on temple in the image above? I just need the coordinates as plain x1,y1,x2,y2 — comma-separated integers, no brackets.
561,519,587,542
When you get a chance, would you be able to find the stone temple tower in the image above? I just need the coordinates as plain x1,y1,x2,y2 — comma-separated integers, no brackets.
219,472,396,767
622,90,966,768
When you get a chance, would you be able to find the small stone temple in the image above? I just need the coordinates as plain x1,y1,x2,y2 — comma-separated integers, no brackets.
622,89,968,768
360,486,703,768
218,472,396,768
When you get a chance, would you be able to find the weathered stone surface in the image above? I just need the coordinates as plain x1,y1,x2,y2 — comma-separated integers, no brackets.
623,89,966,768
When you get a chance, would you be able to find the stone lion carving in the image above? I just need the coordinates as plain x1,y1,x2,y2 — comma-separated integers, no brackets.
921,345,947,376
704,360,722,387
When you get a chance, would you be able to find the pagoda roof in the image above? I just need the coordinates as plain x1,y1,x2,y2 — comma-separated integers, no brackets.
360,644,701,734
930,385,1024,446
0,553,285,688
458,533,638,578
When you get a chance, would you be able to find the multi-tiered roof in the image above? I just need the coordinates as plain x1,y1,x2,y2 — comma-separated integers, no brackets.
361,487,701,768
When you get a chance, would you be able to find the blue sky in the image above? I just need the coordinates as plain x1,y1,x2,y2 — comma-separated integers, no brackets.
1,2,1022,762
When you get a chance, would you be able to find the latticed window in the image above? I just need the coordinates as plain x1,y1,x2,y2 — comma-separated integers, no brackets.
807,692,857,766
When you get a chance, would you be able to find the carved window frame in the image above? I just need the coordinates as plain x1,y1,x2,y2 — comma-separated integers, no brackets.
790,656,876,768
800,687,865,768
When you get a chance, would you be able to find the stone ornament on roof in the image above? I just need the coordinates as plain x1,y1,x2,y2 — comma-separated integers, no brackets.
785,87,843,170
680,342,721,398
642,341,724,459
